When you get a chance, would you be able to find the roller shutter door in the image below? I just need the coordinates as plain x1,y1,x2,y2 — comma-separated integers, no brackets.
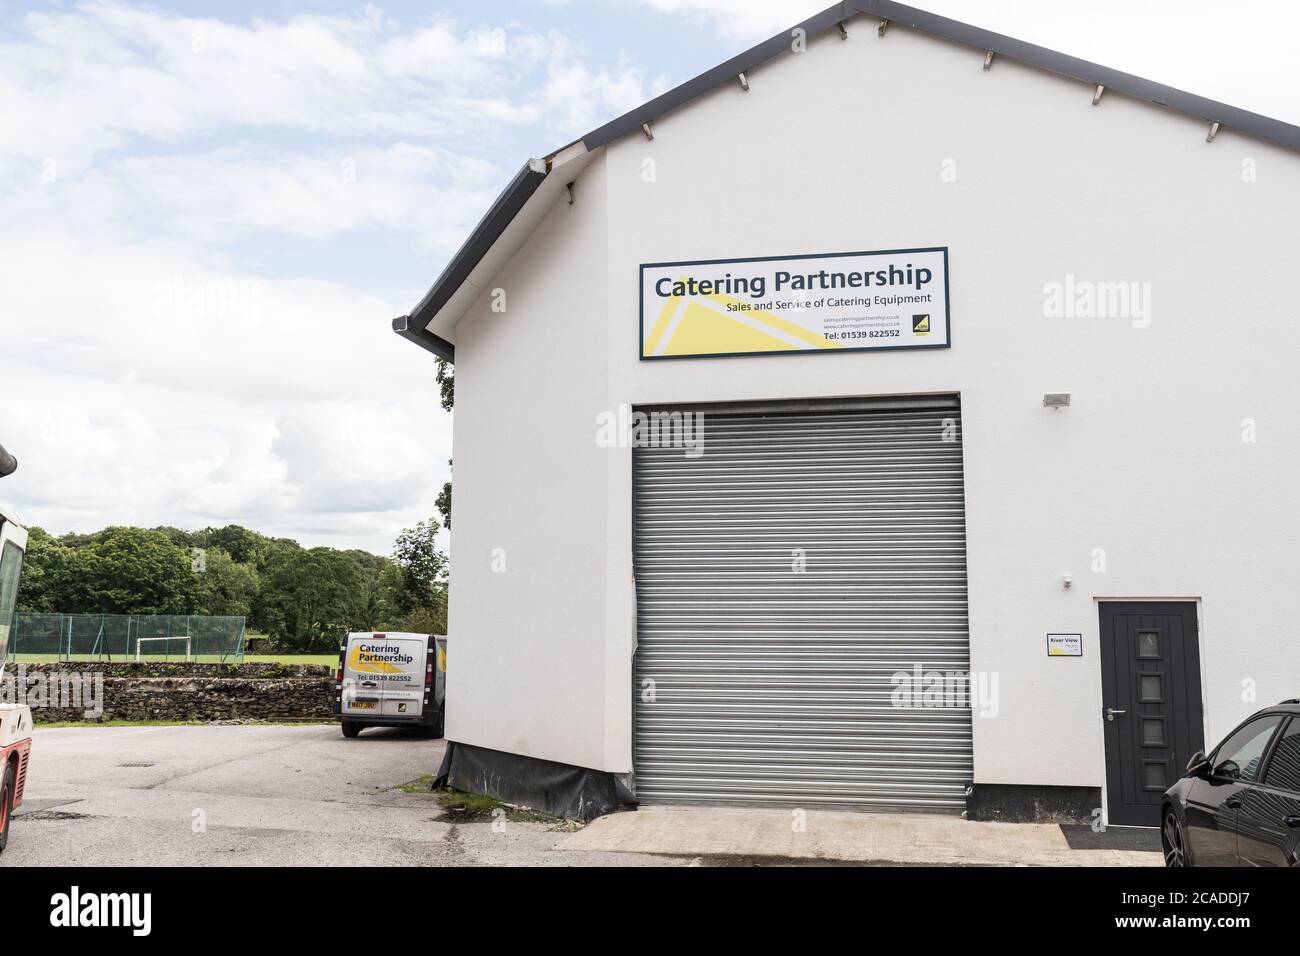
633,397,972,810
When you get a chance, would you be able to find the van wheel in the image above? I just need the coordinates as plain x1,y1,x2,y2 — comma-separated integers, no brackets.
0,761,14,855
341,721,361,739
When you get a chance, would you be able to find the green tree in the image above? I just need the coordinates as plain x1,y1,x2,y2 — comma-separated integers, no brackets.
394,603,447,636
435,358,454,411
14,526,69,612
14,518,445,648
259,547,367,652
204,525,269,566
390,517,448,616
193,548,260,617
435,467,452,531
435,358,453,530
151,526,200,550
247,537,303,631
62,527,198,615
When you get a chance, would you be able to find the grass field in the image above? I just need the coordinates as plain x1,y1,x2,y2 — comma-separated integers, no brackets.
13,653,337,666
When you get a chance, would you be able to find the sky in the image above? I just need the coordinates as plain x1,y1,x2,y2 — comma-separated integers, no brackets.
2,0,1297,555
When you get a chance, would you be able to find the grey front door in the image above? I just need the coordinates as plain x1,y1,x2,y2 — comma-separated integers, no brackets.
1099,602,1205,827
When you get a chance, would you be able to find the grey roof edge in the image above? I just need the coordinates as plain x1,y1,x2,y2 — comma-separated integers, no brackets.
585,0,1300,152
856,0,1300,150
392,314,456,362
398,0,1300,359
582,2,856,148
402,158,550,357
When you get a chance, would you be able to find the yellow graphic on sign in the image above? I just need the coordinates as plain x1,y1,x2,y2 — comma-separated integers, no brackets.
349,644,403,675
643,282,842,358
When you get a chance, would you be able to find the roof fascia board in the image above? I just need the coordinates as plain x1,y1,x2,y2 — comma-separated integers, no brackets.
405,158,549,338
428,147,594,345
583,3,856,149
858,0,1300,151
582,0,1299,154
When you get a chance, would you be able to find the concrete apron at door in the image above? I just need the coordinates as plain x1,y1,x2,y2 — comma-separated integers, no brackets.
557,806,1159,867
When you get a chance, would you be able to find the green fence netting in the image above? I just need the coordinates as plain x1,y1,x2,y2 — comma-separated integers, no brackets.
11,613,246,662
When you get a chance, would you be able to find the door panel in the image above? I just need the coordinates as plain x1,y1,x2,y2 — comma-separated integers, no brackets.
1099,602,1205,827
1183,776,1246,865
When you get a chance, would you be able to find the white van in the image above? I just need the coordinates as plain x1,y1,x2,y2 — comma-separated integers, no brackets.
335,632,446,739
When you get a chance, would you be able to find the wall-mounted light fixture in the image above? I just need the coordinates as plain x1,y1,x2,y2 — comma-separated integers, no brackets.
1043,393,1071,409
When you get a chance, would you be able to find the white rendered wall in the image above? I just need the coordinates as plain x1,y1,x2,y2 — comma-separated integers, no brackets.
446,16,1300,796
445,157,615,771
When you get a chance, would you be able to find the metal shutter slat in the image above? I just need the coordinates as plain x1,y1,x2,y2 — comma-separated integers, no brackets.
633,399,973,811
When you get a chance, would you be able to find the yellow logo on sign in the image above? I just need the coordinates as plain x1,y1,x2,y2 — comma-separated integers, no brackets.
348,644,402,675
912,314,931,335
643,281,843,358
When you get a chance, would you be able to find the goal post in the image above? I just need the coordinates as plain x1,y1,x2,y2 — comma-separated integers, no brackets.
134,636,193,662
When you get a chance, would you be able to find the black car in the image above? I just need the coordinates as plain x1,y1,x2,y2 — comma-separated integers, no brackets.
1162,700,1300,866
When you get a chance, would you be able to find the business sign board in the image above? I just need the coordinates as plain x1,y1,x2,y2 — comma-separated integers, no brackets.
1047,633,1084,657
640,247,950,360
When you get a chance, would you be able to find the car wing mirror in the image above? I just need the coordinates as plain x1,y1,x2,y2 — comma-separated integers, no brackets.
1185,750,1211,777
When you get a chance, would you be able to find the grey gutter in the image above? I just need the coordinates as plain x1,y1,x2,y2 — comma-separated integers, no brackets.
391,315,457,362
398,0,1300,358
400,158,549,362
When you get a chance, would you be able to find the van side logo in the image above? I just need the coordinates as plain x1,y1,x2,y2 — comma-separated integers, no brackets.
348,643,407,674
50,887,152,937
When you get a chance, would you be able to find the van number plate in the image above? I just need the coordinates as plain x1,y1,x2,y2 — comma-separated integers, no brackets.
351,701,376,710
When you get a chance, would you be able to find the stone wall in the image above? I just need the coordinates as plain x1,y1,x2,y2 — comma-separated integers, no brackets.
13,662,334,723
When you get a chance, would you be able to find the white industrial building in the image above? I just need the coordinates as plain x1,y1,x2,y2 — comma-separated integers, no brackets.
398,1,1300,824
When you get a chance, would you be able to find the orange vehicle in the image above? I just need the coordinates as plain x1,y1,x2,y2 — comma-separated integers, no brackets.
0,443,30,856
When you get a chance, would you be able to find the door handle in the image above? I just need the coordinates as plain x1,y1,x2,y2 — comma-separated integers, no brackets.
1225,794,1243,810
1106,708,1127,721
1283,815,1300,828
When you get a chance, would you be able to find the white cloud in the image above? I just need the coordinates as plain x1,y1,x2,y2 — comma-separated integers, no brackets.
0,3,670,551
0,224,451,552
538,42,660,134
0,5,657,178
636,0,828,45
48,144,502,249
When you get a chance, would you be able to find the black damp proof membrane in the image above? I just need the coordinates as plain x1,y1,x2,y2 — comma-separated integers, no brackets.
433,740,635,822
